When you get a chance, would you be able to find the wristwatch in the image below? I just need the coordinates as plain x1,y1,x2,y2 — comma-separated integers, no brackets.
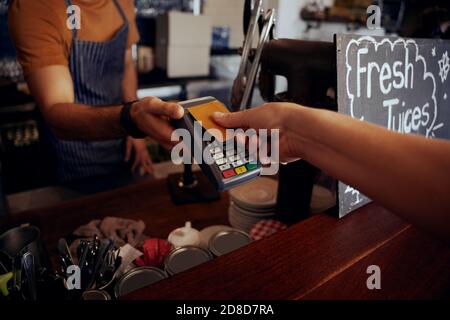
120,100,147,139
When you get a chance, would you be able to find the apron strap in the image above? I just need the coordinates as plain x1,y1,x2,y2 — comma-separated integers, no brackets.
112,0,128,26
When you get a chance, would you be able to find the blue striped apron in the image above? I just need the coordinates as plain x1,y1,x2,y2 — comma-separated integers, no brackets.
45,0,129,182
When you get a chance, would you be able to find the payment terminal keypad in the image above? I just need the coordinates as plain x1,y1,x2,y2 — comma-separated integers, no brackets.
206,139,259,181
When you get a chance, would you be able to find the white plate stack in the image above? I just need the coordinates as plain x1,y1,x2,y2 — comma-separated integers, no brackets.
228,178,278,233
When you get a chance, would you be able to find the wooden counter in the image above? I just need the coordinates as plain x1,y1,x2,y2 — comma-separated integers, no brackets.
2,178,450,299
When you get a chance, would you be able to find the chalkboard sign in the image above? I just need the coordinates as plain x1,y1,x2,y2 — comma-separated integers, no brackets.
336,34,450,217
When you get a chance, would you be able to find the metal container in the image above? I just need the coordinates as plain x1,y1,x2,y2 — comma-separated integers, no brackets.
82,290,111,301
114,266,167,298
0,225,39,257
0,225,51,271
208,229,251,257
164,246,213,275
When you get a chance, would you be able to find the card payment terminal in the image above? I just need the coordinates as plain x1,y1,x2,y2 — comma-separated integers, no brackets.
171,97,262,191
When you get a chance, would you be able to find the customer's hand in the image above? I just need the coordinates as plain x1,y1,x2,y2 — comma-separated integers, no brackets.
130,97,184,149
212,102,302,163
125,137,154,175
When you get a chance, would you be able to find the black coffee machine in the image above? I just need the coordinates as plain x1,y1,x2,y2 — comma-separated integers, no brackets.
233,0,338,225
259,39,337,225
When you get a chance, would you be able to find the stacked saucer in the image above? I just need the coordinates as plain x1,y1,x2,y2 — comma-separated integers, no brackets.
228,177,278,233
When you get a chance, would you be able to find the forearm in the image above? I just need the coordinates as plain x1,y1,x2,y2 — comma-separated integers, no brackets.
43,51,138,140
25,60,182,144
286,106,450,237
25,65,127,140
44,103,125,140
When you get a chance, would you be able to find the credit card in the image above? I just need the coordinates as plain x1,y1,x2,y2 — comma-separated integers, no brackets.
188,100,230,141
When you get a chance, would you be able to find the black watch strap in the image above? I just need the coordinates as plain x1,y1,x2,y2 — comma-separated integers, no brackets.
120,101,147,139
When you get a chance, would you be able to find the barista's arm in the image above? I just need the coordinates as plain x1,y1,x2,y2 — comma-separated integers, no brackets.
213,103,450,240
25,64,183,144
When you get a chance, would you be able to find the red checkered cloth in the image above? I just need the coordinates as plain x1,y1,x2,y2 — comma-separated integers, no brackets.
250,220,287,241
